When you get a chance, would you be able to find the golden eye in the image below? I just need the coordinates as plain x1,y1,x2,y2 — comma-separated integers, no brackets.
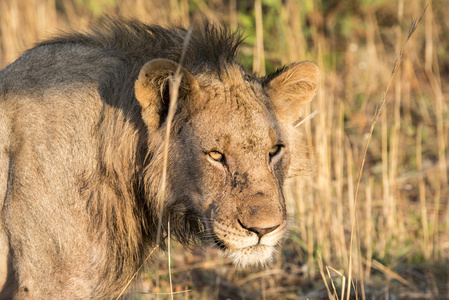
269,145,282,157
209,151,224,162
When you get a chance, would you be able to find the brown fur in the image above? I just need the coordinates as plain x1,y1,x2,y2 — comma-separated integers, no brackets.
0,18,319,299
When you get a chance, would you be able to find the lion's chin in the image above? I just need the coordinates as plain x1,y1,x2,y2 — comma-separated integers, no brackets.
223,245,276,268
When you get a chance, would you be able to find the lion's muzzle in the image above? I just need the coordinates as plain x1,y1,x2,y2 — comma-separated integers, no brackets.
212,193,287,267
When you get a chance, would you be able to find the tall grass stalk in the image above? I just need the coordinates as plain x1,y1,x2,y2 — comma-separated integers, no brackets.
155,28,192,245
115,246,159,299
347,4,429,299
253,0,265,75
168,221,174,300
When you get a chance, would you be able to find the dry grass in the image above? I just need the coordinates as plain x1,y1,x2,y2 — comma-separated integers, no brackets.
1,0,448,299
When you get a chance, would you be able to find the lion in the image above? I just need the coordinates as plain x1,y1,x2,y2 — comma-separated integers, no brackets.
0,19,319,299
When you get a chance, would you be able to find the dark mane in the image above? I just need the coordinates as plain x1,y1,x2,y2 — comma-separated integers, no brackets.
38,17,244,75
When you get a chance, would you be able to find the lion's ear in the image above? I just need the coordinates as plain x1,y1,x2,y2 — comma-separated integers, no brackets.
135,59,199,131
264,62,319,125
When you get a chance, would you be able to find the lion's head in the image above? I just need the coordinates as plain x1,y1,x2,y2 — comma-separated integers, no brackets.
135,57,319,267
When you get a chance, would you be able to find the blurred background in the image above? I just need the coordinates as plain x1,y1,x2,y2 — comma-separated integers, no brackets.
1,0,447,299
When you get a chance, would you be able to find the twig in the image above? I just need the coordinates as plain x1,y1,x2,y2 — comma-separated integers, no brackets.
118,28,193,300
168,221,174,300
294,108,320,128
156,27,193,246
318,254,336,300
115,245,159,300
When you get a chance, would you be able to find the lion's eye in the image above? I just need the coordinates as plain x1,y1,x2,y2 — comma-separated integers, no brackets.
269,145,282,158
209,151,224,162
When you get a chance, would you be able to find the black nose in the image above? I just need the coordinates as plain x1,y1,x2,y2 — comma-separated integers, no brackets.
247,225,280,238
238,218,281,238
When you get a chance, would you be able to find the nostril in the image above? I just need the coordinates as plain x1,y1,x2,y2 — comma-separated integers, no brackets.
248,225,280,237
238,219,280,238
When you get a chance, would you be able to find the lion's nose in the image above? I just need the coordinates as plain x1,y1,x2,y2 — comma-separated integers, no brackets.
238,203,284,238
247,224,280,238
238,218,281,238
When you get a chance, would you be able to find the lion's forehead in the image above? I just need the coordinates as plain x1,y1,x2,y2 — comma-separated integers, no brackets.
198,79,278,130
183,72,285,160
192,98,281,152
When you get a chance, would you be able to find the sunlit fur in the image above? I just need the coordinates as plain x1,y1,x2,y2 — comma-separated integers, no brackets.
0,18,318,298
